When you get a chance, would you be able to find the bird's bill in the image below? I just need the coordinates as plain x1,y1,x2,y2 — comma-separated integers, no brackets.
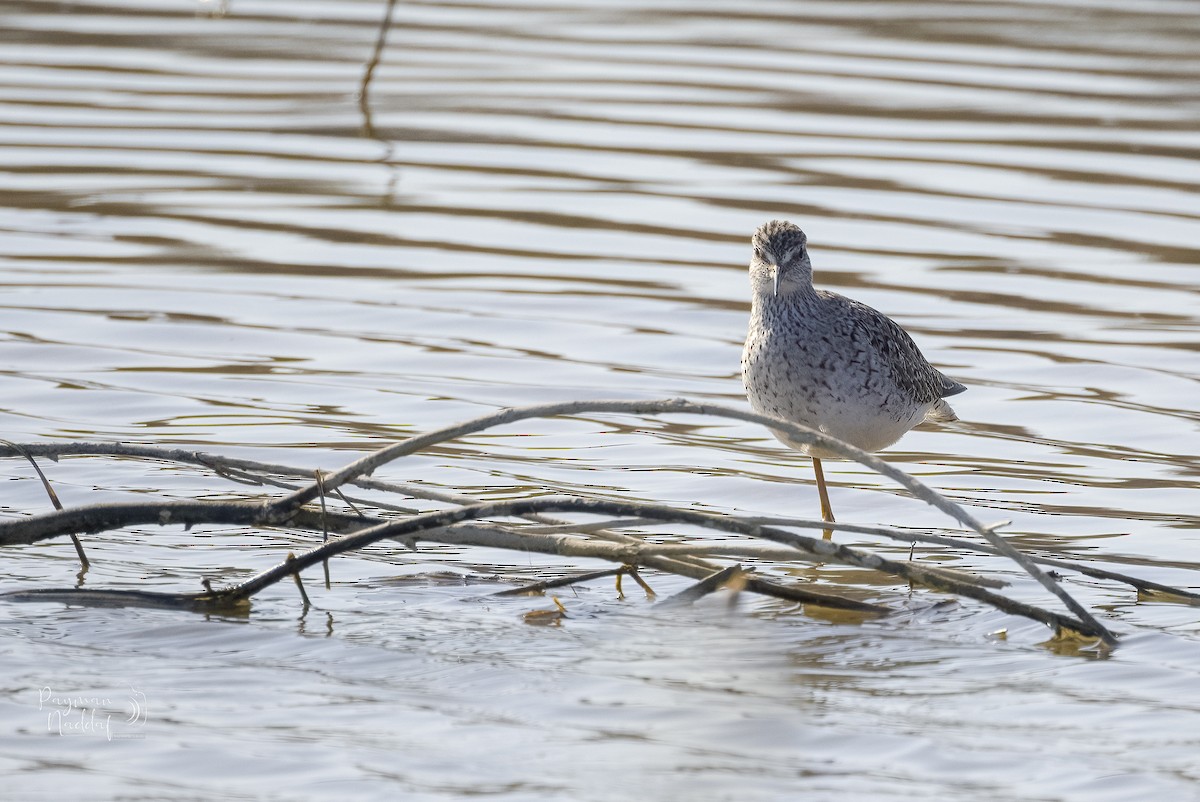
771,264,780,296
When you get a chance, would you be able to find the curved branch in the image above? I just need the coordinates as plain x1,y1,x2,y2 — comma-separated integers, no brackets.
3,437,1172,606
0,492,1101,634
244,397,1113,643
229,496,1108,639
0,500,264,546
0,451,879,610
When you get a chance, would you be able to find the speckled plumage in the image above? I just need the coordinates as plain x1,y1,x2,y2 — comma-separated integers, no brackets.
741,220,965,460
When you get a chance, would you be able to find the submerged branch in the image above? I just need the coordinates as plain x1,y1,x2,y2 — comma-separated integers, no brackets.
246,397,1115,642
658,565,748,607
243,496,1108,637
8,395,1195,643
493,567,627,597
4,439,1178,601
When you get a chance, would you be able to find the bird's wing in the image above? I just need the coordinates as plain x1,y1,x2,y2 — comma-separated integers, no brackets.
829,292,966,404
938,374,967,398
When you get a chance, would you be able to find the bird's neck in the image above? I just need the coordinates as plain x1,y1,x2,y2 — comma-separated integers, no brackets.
751,284,818,318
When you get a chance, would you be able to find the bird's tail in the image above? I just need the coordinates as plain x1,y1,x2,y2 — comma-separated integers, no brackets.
924,398,959,424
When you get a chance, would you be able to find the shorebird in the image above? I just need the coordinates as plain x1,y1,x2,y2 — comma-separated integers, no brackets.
740,219,965,523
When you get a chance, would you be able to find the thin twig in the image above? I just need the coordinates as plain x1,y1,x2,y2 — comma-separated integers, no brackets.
493,567,626,597
626,565,657,599
287,552,313,607
519,519,652,534
751,516,1199,602
333,486,365,517
315,470,332,590
0,439,89,570
196,455,266,486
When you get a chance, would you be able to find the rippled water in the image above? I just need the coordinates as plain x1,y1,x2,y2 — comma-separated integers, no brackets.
1,0,1199,798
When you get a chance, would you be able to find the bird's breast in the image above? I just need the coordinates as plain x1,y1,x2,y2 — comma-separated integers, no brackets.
741,305,929,453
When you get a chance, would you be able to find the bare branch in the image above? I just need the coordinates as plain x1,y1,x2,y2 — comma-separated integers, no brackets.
0,439,89,570
12,393,1195,642
658,565,747,607
493,567,627,597
238,398,1113,642
229,497,1107,638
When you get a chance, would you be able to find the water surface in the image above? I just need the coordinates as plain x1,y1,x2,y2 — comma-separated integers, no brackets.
1,1,1199,799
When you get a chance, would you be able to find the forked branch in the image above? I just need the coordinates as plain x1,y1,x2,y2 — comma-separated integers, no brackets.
3,397,1178,646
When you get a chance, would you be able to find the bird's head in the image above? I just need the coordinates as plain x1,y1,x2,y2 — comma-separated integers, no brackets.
749,219,812,297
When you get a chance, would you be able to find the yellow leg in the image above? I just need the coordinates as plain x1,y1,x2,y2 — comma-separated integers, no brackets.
812,457,835,538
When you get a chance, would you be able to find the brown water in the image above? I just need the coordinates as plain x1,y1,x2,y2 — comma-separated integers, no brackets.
1,0,1199,798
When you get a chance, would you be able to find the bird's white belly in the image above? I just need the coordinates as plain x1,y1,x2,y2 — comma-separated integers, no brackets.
742,338,930,458
771,399,930,458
